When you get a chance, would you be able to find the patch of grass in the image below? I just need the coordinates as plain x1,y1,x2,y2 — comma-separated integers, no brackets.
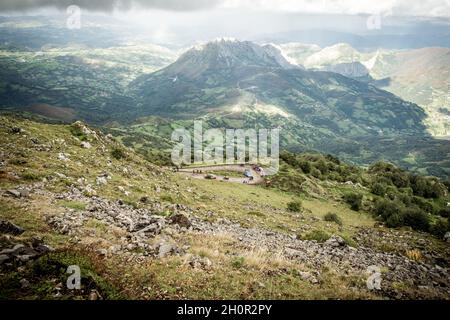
231,257,246,269
405,249,423,262
10,158,28,165
31,250,124,300
21,171,42,181
0,249,124,300
247,211,265,218
58,200,86,211
160,194,174,203
301,230,331,243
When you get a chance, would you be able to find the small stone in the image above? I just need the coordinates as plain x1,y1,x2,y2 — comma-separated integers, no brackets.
89,290,99,300
298,271,319,284
96,176,108,186
11,127,23,134
58,153,69,161
324,235,346,248
0,254,10,264
19,190,30,198
97,249,108,257
17,255,33,262
20,279,30,289
80,141,92,149
158,243,176,258
168,214,191,229
140,196,149,204
444,232,450,243
6,189,21,198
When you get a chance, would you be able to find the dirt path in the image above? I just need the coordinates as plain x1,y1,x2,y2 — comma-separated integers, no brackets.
178,164,264,185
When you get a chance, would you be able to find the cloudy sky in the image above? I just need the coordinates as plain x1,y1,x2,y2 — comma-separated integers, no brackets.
0,0,449,17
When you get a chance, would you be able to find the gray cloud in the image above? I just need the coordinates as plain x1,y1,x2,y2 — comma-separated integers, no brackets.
0,0,224,12
0,0,449,18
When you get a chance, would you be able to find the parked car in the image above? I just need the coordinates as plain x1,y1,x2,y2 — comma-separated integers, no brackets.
244,170,253,178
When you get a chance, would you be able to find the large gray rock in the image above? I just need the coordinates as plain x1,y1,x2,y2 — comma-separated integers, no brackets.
158,242,177,258
6,189,21,198
444,232,450,243
324,235,346,248
0,220,25,235
168,213,191,229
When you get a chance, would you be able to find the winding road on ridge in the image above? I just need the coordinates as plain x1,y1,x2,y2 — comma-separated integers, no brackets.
177,164,265,185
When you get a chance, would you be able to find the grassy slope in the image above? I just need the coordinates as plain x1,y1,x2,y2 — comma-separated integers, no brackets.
0,116,448,299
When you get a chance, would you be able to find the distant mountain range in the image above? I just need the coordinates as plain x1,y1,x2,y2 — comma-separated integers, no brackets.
281,43,450,137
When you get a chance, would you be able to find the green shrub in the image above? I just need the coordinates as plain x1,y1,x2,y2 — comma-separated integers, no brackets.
231,257,245,269
315,159,329,175
402,208,430,232
398,193,413,206
311,168,322,179
373,199,401,220
344,192,363,211
299,161,312,174
385,213,404,228
370,182,387,196
430,219,449,238
21,171,41,181
410,176,446,199
323,212,343,226
437,207,450,218
411,196,435,214
69,126,88,141
160,194,174,203
111,147,126,160
287,200,303,212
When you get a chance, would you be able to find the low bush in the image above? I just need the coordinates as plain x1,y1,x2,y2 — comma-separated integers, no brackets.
111,147,127,160
430,219,449,238
323,212,343,226
344,192,363,211
402,208,430,232
287,200,303,212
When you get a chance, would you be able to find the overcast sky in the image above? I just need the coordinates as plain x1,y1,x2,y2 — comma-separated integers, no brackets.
0,0,449,18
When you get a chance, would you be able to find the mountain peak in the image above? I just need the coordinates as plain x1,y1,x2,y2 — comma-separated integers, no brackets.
171,40,297,76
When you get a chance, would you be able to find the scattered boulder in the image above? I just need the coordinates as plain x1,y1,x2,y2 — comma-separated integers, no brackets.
0,254,10,264
10,127,23,134
168,213,191,229
58,153,69,161
140,196,149,204
158,242,177,258
6,189,21,198
97,249,108,257
19,190,30,198
298,271,319,284
185,254,212,270
324,235,347,248
80,141,92,149
96,176,108,186
20,278,30,289
0,220,25,236
444,232,450,243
